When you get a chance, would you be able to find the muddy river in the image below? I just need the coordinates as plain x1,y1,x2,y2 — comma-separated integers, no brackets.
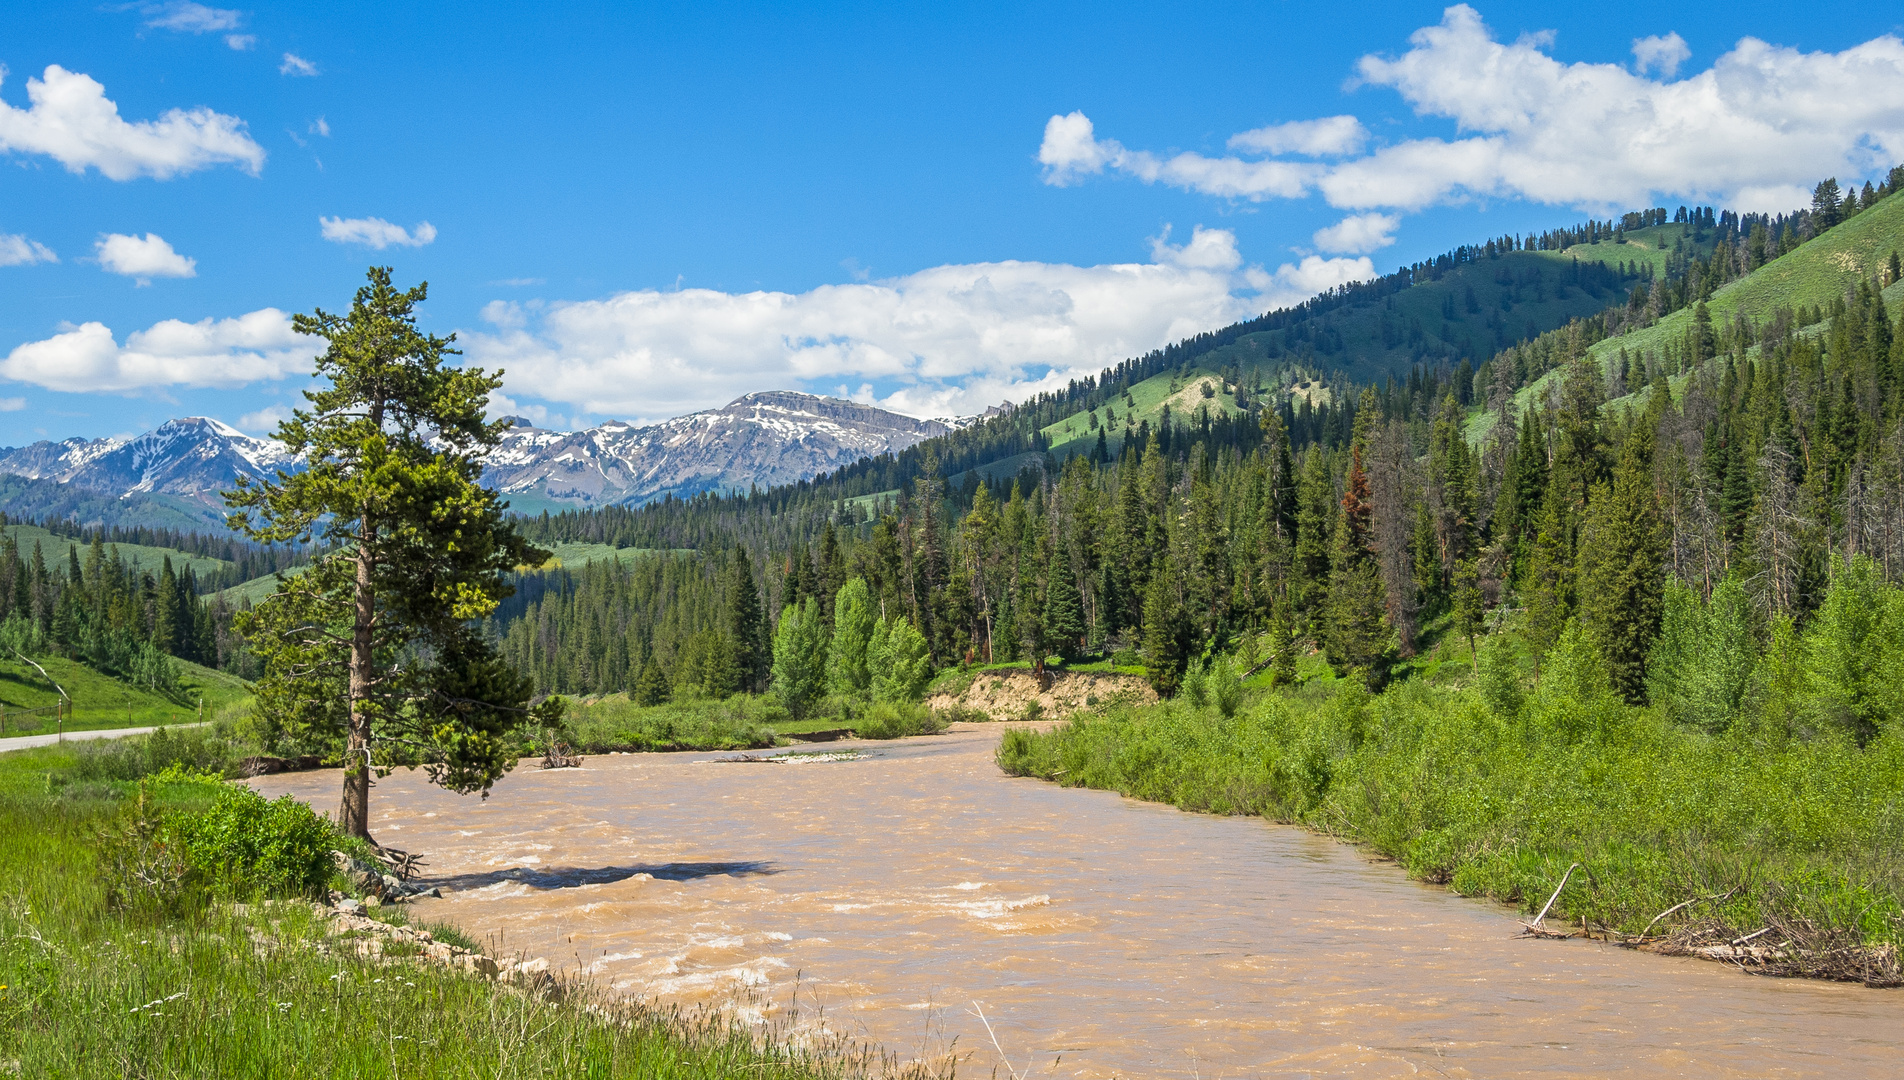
253,727,1904,1078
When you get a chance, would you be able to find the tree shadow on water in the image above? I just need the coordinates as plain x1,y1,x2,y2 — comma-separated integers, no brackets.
432,861,780,891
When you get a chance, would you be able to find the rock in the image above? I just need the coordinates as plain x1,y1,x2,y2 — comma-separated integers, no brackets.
363,894,381,909
459,954,499,977
336,898,362,914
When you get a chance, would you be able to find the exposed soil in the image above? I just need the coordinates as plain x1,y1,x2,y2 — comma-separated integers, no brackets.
926,669,1155,720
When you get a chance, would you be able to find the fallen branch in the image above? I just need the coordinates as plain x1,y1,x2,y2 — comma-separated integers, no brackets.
1634,886,1741,942
1519,863,1580,938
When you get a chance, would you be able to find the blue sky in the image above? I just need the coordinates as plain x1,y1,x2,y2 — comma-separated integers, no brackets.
3,2,1903,442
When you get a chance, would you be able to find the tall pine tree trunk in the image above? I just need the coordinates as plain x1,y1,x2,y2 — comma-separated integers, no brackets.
341,505,376,839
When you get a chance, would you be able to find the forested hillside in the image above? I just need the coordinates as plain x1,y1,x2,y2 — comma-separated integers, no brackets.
487,169,1904,719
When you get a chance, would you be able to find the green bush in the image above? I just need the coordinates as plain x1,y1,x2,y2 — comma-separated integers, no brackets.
853,701,947,740
563,693,783,752
168,781,336,898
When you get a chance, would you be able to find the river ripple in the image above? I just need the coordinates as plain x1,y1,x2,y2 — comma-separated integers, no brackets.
253,727,1904,1078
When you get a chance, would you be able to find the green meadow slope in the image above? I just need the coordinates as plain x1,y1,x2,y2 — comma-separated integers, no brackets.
0,524,231,580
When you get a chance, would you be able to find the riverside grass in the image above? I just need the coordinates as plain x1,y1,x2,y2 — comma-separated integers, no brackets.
997,649,1904,978
0,746,927,1078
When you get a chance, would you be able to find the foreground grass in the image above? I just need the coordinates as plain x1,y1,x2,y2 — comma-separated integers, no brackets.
0,743,926,1078
998,662,1904,978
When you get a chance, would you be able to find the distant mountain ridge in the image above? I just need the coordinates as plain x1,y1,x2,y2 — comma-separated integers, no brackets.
0,417,299,521
0,392,953,527
484,391,951,510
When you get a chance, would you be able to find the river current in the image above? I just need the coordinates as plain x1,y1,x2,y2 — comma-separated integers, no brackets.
252,726,1904,1078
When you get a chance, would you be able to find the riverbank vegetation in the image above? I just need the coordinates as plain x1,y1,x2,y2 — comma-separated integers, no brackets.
997,569,1904,983
0,739,929,1077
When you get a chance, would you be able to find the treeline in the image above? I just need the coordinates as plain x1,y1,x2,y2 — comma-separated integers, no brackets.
0,536,222,693
3,512,312,593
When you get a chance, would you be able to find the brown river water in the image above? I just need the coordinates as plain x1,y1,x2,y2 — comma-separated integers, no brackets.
252,727,1904,1078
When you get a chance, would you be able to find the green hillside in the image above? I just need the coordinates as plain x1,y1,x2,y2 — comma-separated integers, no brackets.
0,524,231,580
1042,368,1246,458
0,653,251,736
1182,225,1707,386
1589,195,1904,369
1480,194,1904,434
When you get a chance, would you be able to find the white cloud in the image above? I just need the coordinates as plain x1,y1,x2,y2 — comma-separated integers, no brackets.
0,64,265,180
1045,6,1904,217
0,398,24,412
226,34,255,51
1037,110,1316,199
95,233,196,283
1313,212,1401,254
142,2,242,33
236,404,293,432
279,53,318,77
463,227,1367,422
1228,116,1368,156
0,308,317,393
310,116,329,137
318,216,436,249
1632,32,1692,78
0,234,57,266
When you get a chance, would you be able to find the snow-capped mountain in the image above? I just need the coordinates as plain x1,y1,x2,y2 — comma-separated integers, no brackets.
0,417,301,514
0,393,951,525
483,391,950,508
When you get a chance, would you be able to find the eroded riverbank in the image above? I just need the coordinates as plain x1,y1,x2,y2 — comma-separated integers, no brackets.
253,727,1904,1078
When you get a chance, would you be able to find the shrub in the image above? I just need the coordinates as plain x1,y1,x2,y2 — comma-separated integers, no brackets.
854,701,947,740
168,782,336,898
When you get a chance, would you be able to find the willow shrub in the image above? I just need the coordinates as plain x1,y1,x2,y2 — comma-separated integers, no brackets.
998,642,1904,946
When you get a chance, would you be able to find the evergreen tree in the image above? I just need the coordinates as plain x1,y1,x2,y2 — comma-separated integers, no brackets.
633,655,671,706
1579,428,1668,703
1042,540,1085,659
1325,442,1389,685
725,549,768,691
228,267,556,840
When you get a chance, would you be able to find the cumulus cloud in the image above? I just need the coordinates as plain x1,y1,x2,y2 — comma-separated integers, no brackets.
1044,6,1904,217
226,35,255,51
1228,116,1368,156
319,216,436,249
236,404,293,432
1038,110,1316,199
0,309,317,393
1631,32,1691,77
463,227,1370,422
0,64,265,180
1313,212,1401,254
95,233,196,283
279,53,318,77
142,3,242,33
0,234,57,266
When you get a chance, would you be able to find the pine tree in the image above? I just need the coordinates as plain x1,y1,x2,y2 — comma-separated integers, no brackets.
633,655,671,706
1042,539,1085,659
1325,441,1389,684
725,549,768,691
1578,427,1668,703
228,267,556,840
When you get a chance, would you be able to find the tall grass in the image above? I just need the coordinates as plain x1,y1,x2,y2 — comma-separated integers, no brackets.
998,662,1904,959
0,746,930,1077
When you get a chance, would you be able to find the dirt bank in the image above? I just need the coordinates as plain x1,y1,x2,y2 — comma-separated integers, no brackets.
926,668,1155,720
